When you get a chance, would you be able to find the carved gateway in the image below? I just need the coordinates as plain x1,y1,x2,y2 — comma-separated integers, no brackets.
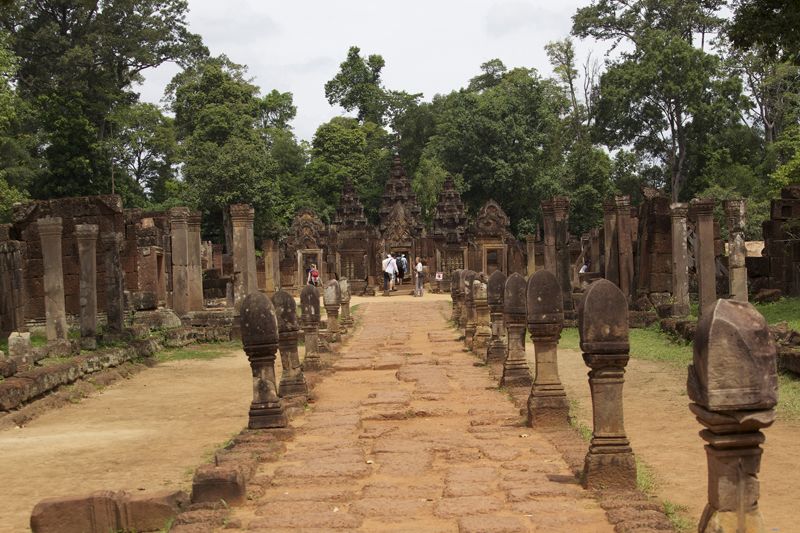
472,199,512,275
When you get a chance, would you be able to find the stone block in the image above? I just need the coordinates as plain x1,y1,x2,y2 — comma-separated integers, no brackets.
30,490,119,533
130,291,158,311
8,331,31,359
191,464,247,506
126,490,189,531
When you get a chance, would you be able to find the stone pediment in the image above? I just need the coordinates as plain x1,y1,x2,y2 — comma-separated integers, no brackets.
286,208,325,252
473,199,511,239
383,202,414,243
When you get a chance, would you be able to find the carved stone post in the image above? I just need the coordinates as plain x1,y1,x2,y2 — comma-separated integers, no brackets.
263,239,278,293
169,207,190,317
670,203,690,316
527,269,568,426
472,276,491,354
689,299,777,533
486,270,507,363
525,235,536,276
323,279,341,343
578,279,636,490
273,290,308,398
589,228,600,272
724,199,748,302
300,284,322,370
230,204,256,308
552,196,574,317
187,211,204,311
603,199,619,284
458,269,469,330
450,269,462,324
75,224,99,350
501,272,532,387
102,231,125,334
339,278,354,328
692,198,717,316
615,195,634,300
241,291,287,429
541,200,556,275
463,270,477,349
38,217,68,342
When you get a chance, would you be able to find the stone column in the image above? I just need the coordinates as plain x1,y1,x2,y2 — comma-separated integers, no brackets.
450,269,463,325
688,300,777,533
486,270,507,363
230,204,256,308
615,195,634,300
187,211,204,311
323,279,341,343
527,269,568,426
552,196,574,317
458,269,469,330
300,284,322,370
38,217,68,342
541,200,556,275
463,270,478,349
263,239,278,293
525,235,536,276
75,224,99,350
692,198,717,316
169,207,190,317
101,231,125,334
670,203,690,316
578,279,636,490
273,290,308,398
603,199,619,284
472,277,491,354
240,291,287,429
339,278,353,328
501,272,532,387
589,228,600,273
724,199,748,302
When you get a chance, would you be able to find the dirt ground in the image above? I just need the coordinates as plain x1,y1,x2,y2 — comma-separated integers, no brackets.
552,344,800,532
0,346,252,533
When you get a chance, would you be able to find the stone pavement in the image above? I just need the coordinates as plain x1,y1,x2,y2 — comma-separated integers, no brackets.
230,300,616,532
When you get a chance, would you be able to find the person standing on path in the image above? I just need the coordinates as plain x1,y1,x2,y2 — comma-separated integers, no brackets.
388,254,398,291
397,254,407,285
382,254,392,293
414,256,424,297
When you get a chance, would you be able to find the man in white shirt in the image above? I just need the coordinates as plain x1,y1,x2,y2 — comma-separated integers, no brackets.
414,256,424,297
387,254,398,291
382,254,392,292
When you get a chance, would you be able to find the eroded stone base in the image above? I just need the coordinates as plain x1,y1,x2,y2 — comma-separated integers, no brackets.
582,450,636,490
699,506,765,533
249,403,288,429
279,377,309,398
526,393,569,427
500,365,532,388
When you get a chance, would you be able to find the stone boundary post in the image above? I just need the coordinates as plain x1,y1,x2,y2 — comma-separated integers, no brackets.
724,199,748,302
670,203,690,316
273,290,308,398
691,198,717,316
38,217,68,342
75,224,99,350
486,270,507,363
501,272,532,387
300,284,322,370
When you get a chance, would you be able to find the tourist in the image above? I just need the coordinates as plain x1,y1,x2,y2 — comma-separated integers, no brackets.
397,253,407,285
307,263,320,286
579,259,591,274
382,254,392,292
388,254,398,291
414,256,424,297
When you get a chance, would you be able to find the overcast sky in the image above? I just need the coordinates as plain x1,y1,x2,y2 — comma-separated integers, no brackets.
137,0,606,141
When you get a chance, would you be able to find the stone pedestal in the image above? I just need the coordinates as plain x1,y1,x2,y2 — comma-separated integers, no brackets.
38,217,68,342
615,195,634,301
692,199,717,316
75,224,99,350
472,278,491,354
169,207,190,317
340,278,354,327
230,204,257,309
450,269,462,325
552,196,574,317
689,299,777,533
458,269,469,330
578,279,636,490
241,291,287,429
300,284,322,370
486,270,507,363
323,280,341,343
670,203,690,316
724,199,748,302
187,212,204,311
501,273,532,387
273,291,308,398
464,270,478,349
527,270,568,427
541,200,556,275
525,235,536,276
603,199,619,284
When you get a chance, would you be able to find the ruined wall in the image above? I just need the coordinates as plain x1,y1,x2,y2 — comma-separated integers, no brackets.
634,193,673,296
761,185,800,295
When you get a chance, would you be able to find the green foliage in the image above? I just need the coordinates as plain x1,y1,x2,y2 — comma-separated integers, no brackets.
752,297,800,332
729,0,800,62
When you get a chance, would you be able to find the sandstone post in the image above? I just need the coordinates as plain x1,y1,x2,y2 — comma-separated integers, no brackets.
463,270,478,349
450,269,463,325
692,198,717,316
102,231,125,334
300,284,322,370
38,217,68,342
263,239,278,293
589,228,600,272
541,200,556,274
724,199,748,302
240,291,287,428
230,204,257,308
501,272,532,387
472,276,491,354
169,207,190,317
553,196,574,316
689,299,777,533
339,277,353,328
525,235,536,276
603,199,619,284
75,224,99,349
458,269,469,329
187,211,204,311
486,270,507,363
527,269,568,426
273,290,308,398
670,203,690,316
615,195,634,300
323,279,341,343
578,279,636,490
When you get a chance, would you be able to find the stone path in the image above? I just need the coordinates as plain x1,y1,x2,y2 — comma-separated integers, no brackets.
230,300,615,532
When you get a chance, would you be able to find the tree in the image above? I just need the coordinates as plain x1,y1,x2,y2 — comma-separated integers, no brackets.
729,0,800,62
467,59,507,92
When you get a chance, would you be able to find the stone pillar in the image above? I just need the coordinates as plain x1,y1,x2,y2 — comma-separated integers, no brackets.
300,284,322,370
615,195,634,300
463,270,478,349
724,199,748,302
450,269,463,325
603,199,619,284
102,231,125,334
589,228,600,273
230,204,256,308
541,200,556,275
458,269,469,330
501,272,532,387
692,198,717,316
525,235,536,276
169,207,190,317
472,277,491,354
527,269,568,426
688,299,777,533
75,224,99,350
339,278,353,328
323,279,341,343
670,203,690,316
486,270,507,363
240,291,287,429
273,290,308,398
38,217,68,342
187,212,204,311
552,196,574,317
263,239,278,293
578,279,636,490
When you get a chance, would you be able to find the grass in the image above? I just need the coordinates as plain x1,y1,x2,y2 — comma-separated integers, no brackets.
156,340,239,363
635,456,693,532
752,296,800,332
567,398,592,442
635,457,657,494
1,330,48,356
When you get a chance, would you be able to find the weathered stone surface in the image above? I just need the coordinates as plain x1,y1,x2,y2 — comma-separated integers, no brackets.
8,331,31,359
670,203,690,316
191,464,246,506
691,198,717,316
75,224,99,350
323,279,342,341
486,270,507,363
38,217,68,342
458,515,528,533
501,272,531,387
273,290,308,398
